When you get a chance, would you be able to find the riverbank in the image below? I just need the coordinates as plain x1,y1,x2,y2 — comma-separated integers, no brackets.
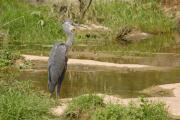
0,0,177,54
22,54,157,71
52,83,180,119
0,0,180,120
19,54,180,119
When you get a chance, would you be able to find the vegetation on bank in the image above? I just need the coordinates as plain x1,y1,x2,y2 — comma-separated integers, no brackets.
65,94,104,119
64,95,169,120
0,0,176,54
87,0,174,33
0,1,174,119
0,67,170,120
0,49,20,67
0,67,57,120
0,0,62,46
0,78,169,120
0,69,57,120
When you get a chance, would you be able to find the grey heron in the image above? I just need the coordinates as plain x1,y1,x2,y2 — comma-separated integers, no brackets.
48,20,76,97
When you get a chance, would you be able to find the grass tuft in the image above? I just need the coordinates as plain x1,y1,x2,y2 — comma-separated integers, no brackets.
0,49,20,67
92,97,169,120
65,94,104,119
0,80,56,120
65,95,169,120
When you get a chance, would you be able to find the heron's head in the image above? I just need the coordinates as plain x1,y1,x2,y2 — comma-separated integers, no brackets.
62,20,75,35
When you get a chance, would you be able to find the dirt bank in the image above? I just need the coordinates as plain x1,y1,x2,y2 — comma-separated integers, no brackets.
52,83,180,119
22,54,161,71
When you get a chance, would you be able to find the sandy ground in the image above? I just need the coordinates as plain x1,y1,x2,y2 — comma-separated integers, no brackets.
51,83,180,119
102,83,180,119
22,54,160,71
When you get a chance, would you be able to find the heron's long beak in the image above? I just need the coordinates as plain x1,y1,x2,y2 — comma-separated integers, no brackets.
72,23,87,31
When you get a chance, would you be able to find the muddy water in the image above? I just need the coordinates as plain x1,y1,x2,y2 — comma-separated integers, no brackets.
18,66,180,98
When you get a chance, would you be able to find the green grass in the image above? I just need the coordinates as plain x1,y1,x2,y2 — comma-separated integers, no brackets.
87,0,174,33
92,98,168,120
0,49,20,67
76,0,175,54
66,94,104,111
0,69,57,120
65,95,169,120
0,0,64,46
0,0,176,55
65,94,104,119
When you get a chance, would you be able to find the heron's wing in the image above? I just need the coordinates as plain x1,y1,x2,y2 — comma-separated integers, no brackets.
48,43,67,92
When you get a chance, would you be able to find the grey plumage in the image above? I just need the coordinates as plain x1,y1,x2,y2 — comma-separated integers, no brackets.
48,43,66,93
48,20,75,97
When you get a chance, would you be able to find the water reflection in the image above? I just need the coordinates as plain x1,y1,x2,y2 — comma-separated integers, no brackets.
18,67,180,98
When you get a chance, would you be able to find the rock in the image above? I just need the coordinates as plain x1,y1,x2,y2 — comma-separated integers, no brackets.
140,86,174,97
159,83,180,98
141,83,180,98
123,32,152,43
51,104,68,116
51,98,72,116
116,27,152,44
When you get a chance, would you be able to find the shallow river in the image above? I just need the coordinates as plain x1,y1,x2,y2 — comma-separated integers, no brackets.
18,65,180,98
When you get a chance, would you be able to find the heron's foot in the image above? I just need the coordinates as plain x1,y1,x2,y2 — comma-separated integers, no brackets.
56,92,60,99
56,89,60,99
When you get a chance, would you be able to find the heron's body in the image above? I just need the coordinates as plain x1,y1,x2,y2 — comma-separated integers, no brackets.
48,43,67,95
48,20,75,97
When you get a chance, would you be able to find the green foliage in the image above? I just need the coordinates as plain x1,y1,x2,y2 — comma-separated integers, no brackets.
0,0,176,55
91,104,126,120
67,94,104,111
0,0,64,47
0,80,56,120
88,1,174,33
71,0,175,54
65,94,104,119
65,95,168,120
18,60,32,69
92,97,169,120
139,97,168,120
0,49,20,67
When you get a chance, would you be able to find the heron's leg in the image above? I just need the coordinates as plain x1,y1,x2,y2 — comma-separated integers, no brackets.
50,86,55,98
56,67,67,98
50,93,53,98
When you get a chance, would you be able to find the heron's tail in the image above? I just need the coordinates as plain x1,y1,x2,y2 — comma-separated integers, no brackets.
48,66,56,93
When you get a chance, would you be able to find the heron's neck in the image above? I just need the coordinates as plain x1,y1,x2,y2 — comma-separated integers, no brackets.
65,33,74,50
